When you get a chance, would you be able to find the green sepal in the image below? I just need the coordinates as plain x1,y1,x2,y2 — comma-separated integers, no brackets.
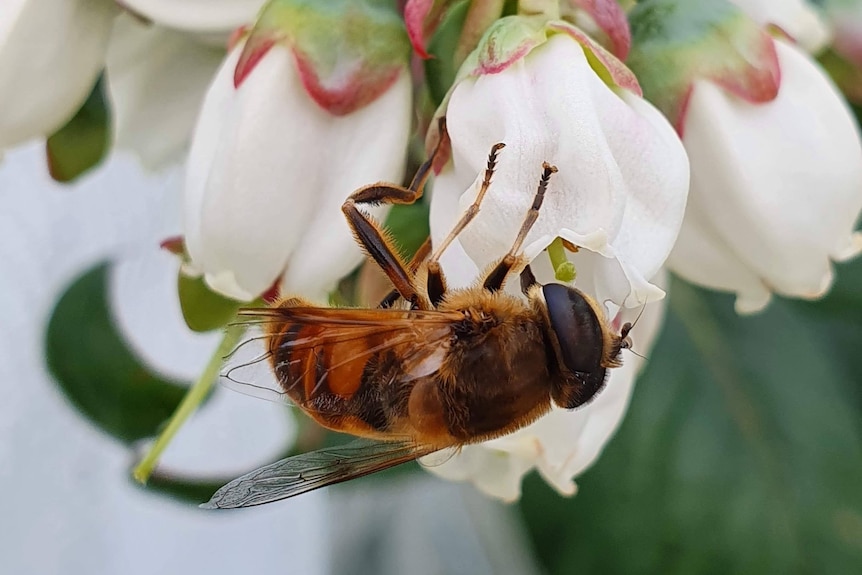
178,273,243,333
236,0,410,115
628,0,780,131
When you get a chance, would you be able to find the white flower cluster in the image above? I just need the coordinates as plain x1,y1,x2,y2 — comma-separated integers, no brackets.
4,0,861,502
0,0,266,166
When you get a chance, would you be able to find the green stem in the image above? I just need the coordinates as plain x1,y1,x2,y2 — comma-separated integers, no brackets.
133,323,246,484
548,237,577,282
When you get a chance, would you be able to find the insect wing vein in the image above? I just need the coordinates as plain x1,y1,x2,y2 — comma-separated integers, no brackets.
202,439,438,509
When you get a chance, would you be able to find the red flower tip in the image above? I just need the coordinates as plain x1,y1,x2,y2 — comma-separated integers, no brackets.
234,36,277,89
160,236,185,256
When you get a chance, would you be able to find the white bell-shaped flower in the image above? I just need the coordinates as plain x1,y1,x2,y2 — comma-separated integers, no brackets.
667,39,862,313
425,270,667,501
423,18,688,500
0,0,116,150
430,30,690,308
183,0,412,301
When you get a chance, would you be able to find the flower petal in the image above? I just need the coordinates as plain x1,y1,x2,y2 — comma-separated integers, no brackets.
120,0,265,32
279,72,413,298
184,45,412,301
0,0,116,148
425,270,669,500
184,46,317,300
668,202,773,314
669,39,862,310
729,0,831,53
432,34,688,307
105,15,226,169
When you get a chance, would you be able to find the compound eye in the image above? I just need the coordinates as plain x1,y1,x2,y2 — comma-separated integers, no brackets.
542,284,604,373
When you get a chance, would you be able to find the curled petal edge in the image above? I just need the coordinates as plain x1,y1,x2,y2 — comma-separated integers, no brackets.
562,0,631,60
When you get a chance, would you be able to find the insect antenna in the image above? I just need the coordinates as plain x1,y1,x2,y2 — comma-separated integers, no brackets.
618,302,648,358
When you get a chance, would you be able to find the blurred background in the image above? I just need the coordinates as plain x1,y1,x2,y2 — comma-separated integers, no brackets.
3,139,862,574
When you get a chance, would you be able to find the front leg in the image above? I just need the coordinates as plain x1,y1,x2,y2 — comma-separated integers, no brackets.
378,237,431,308
343,119,448,310
482,162,557,293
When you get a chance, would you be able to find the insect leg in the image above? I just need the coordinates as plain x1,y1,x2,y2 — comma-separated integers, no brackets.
482,162,557,293
425,142,506,306
342,120,448,310
519,264,540,295
377,237,432,308
348,117,448,207
342,204,426,308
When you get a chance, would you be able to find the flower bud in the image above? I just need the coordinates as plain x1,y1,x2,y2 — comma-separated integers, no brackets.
183,0,412,301
629,0,862,313
0,0,116,150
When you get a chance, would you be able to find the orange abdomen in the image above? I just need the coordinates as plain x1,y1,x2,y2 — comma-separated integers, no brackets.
268,321,417,439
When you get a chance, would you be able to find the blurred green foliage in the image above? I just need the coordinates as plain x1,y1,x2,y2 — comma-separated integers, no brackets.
46,78,111,183
520,267,862,574
385,201,431,260
45,264,187,443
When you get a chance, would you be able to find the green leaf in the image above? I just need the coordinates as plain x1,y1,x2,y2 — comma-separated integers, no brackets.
45,263,188,444
384,201,431,260
520,274,862,575
46,76,111,183
178,273,243,332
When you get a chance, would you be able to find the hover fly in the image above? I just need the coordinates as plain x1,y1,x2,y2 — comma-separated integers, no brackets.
203,121,633,509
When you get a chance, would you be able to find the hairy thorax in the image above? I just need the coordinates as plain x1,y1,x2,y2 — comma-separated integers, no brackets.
406,289,553,445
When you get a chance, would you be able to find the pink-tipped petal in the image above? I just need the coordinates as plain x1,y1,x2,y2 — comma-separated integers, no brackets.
233,33,277,88
709,29,780,103
669,40,862,311
548,21,642,95
405,0,459,59
292,49,402,116
563,0,631,59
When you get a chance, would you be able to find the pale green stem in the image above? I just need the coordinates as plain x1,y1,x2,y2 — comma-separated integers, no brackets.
133,323,245,484
548,237,577,282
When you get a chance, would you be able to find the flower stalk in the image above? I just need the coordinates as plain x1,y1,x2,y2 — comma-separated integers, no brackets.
133,323,246,484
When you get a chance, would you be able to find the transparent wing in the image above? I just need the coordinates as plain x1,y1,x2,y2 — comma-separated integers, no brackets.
202,438,439,509
219,306,458,407
220,322,291,404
